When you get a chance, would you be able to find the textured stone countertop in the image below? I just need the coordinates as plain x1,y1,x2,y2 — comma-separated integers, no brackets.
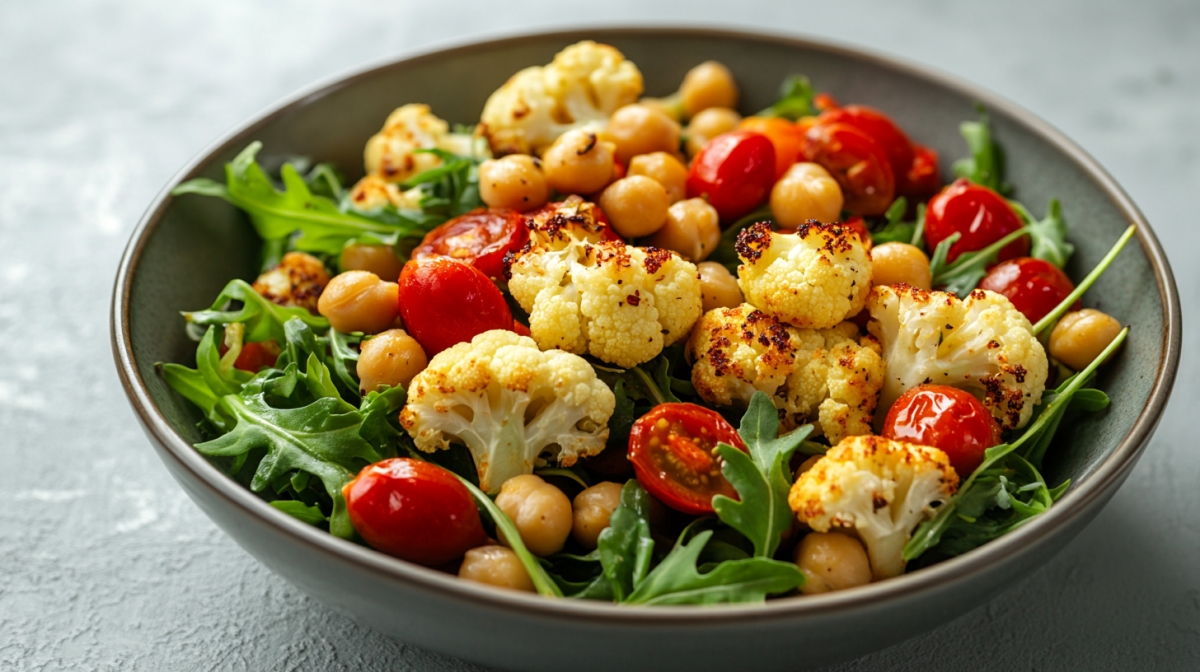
3,1,1198,669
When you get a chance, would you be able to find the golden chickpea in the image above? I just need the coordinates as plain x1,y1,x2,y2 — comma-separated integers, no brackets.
648,198,721,261
1049,309,1124,370
696,262,744,312
680,61,739,118
795,532,873,595
458,545,535,592
628,152,688,203
356,329,427,394
770,162,845,227
317,270,400,334
571,481,624,549
598,176,670,239
870,242,932,291
686,107,743,157
542,129,616,195
478,154,550,212
605,104,682,165
339,244,403,281
495,475,573,557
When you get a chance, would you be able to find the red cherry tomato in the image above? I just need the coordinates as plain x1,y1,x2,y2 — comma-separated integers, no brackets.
739,117,806,180
802,122,895,216
816,105,942,199
218,338,279,372
924,179,1029,264
412,208,527,280
882,384,1001,476
686,130,777,222
905,144,942,199
397,257,513,356
344,458,487,566
628,403,749,515
978,257,1081,324
512,320,531,337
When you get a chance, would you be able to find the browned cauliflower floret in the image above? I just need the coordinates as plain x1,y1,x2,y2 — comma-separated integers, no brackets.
687,304,884,443
251,251,330,314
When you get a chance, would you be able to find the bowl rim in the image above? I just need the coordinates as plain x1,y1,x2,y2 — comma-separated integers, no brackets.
111,25,1181,625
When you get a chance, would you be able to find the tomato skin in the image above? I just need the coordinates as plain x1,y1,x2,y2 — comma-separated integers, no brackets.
628,403,749,515
882,385,1001,476
978,257,1080,324
816,105,942,199
905,144,942,199
686,131,777,222
397,257,513,357
344,458,487,566
412,208,527,280
924,179,1029,264
233,340,278,372
739,117,807,180
802,122,895,216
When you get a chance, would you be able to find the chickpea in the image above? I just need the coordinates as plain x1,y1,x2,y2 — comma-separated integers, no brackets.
605,104,682,165
542,129,616,195
458,545,535,592
598,176,670,239
1049,309,1123,370
870,242,932,291
794,532,873,595
339,244,403,281
680,61,739,118
696,262,744,312
317,270,400,334
356,329,427,394
796,455,822,476
495,475,573,556
648,198,721,262
571,481,624,549
628,152,688,203
686,107,743,157
770,162,845,227
478,154,550,212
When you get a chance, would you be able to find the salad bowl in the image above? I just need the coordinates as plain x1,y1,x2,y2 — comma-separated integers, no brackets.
111,27,1180,671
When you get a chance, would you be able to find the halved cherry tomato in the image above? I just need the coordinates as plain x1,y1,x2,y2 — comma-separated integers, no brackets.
218,339,280,372
802,122,895,216
882,384,1001,476
814,105,941,200
924,178,1029,264
397,257,513,356
628,403,748,515
979,257,1080,324
739,117,806,180
412,208,527,280
512,320,531,337
905,144,942,199
344,458,488,566
685,130,776,222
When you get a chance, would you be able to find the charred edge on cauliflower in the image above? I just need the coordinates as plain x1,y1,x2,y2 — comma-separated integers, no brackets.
734,220,774,263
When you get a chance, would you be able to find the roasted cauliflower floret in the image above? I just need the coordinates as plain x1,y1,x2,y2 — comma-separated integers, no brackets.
480,41,644,155
789,435,959,579
687,304,884,442
399,330,615,494
251,251,330,314
346,174,425,211
507,197,703,368
361,103,488,184
735,220,872,330
867,284,1048,430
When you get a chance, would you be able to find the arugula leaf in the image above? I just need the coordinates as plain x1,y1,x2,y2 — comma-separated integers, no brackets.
401,148,485,221
929,228,1030,296
597,480,656,602
952,106,1010,196
623,526,804,605
160,362,227,431
757,75,816,120
183,279,328,344
357,386,408,461
270,500,328,525
1033,225,1136,334
712,392,812,558
329,329,362,396
871,198,927,248
1011,199,1074,268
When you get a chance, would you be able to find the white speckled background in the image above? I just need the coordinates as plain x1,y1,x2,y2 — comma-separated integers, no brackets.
3,1,1197,669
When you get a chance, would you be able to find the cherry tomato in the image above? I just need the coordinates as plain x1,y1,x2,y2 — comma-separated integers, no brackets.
819,106,914,184
412,208,527,280
905,144,942,199
628,403,749,515
882,384,1001,476
218,339,279,372
397,257,513,357
802,122,895,216
923,179,1029,264
344,458,487,566
686,130,777,222
739,117,806,180
978,257,1081,324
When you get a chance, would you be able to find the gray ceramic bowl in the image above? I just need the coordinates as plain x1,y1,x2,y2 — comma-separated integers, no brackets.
112,27,1180,672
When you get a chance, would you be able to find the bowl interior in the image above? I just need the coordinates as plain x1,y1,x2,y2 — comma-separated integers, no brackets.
121,28,1172,612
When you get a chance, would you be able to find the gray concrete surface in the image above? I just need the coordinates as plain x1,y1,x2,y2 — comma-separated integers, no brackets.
2,1,1198,669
